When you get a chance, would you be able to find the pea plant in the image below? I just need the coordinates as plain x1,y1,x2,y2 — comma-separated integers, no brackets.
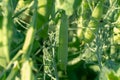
0,0,120,80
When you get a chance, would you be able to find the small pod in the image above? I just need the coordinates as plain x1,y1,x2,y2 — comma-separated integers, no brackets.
84,0,103,43
77,0,90,39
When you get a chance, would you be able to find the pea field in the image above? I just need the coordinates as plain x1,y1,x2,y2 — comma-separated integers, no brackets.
0,0,120,80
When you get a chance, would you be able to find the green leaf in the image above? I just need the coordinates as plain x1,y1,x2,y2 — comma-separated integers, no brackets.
108,71,119,80
117,66,120,76
6,61,19,80
73,0,82,10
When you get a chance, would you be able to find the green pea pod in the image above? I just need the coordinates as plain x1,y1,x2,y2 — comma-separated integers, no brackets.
21,60,32,80
91,1,103,20
84,0,103,43
77,0,90,39
0,14,6,68
57,10,68,71
0,0,13,68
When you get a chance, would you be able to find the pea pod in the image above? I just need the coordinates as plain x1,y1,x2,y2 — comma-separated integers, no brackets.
0,0,13,68
91,0,103,20
21,60,32,80
0,14,5,68
77,0,90,39
84,0,103,43
57,10,68,71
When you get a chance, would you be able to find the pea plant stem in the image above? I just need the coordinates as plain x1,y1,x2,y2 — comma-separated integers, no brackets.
52,40,59,80
95,26,103,69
